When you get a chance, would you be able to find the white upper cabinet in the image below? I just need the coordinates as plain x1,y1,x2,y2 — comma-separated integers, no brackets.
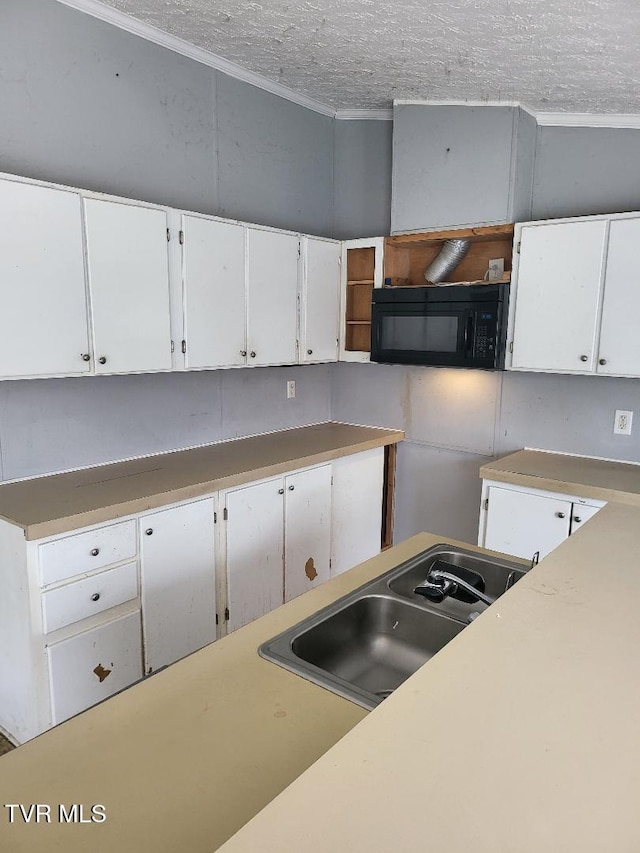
181,215,247,369
597,217,640,376
0,179,91,379
300,237,340,363
246,227,299,366
510,220,607,373
84,198,172,374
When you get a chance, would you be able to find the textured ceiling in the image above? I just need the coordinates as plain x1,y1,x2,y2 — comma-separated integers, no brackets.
96,0,640,112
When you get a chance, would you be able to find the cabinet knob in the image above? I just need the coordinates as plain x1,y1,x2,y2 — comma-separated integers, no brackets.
278,488,284,495
90,547,100,557
145,528,153,535
599,358,607,366
250,351,256,358
573,516,582,524
81,353,90,362
240,350,247,357
580,355,588,363
288,484,295,491
98,356,107,365
556,512,566,519
91,592,101,602
307,349,313,355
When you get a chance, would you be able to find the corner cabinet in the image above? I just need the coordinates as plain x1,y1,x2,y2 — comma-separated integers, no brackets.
478,479,605,562
507,212,640,377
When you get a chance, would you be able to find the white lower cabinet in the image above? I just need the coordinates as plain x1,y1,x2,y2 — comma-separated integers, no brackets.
479,480,605,561
140,498,216,674
225,464,332,632
47,611,143,725
0,445,389,743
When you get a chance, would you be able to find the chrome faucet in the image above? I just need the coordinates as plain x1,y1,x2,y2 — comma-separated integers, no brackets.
414,568,496,606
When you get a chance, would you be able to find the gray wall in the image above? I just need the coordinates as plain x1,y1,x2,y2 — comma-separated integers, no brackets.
532,126,640,220
332,363,640,546
333,120,392,239
0,365,331,482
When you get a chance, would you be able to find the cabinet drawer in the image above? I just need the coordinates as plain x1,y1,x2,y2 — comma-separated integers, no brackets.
40,520,137,587
42,561,138,634
47,611,142,725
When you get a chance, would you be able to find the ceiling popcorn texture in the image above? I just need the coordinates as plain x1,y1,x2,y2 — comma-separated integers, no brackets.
96,0,640,112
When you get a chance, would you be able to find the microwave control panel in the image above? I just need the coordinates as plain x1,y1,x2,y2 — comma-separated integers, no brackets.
473,310,497,359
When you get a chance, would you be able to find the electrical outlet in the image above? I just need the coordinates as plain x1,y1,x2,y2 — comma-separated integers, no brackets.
614,409,633,435
487,258,505,282
286,380,296,399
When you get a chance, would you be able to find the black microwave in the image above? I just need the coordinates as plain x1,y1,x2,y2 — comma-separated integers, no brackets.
370,283,509,369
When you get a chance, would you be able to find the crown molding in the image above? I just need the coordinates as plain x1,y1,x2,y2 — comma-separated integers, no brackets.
535,112,640,129
55,0,336,117
335,109,393,121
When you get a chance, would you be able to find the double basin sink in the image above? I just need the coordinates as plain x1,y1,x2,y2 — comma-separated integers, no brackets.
260,545,527,710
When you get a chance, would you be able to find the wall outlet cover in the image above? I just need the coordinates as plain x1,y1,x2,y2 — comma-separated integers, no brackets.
286,380,296,399
614,409,633,436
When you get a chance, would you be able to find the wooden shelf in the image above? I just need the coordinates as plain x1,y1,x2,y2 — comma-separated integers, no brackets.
347,279,375,286
384,223,514,287
346,320,371,325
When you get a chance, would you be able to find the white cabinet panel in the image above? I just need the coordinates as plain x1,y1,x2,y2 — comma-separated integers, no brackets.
569,502,602,533
40,520,137,587
182,215,246,369
0,180,91,378
301,238,340,363
284,466,332,602
484,486,571,561
226,478,284,632
246,228,299,366
511,221,607,372
598,218,640,376
140,498,216,673
42,561,138,634
47,611,142,725
331,448,384,576
84,198,172,374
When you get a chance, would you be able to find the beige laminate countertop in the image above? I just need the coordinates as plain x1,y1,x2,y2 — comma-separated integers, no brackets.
0,422,403,540
0,533,445,852
216,502,640,852
480,447,640,504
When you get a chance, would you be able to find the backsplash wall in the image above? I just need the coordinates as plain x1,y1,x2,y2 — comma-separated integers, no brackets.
0,365,331,482
331,363,640,545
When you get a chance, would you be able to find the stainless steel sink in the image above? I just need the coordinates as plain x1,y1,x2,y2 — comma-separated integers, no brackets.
260,544,527,710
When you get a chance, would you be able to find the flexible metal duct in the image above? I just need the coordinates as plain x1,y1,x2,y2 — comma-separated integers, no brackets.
424,238,470,283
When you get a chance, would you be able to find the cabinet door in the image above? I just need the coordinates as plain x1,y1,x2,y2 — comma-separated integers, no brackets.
182,215,247,369
140,499,216,673
483,486,571,561
284,466,332,602
47,611,142,725
301,238,340,363
597,218,640,376
331,448,384,576
0,180,91,378
510,221,607,372
84,198,172,374
569,502,602,534
246,228,299,366
226,479,284,632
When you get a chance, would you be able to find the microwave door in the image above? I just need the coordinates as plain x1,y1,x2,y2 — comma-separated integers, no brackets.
373,305,470,366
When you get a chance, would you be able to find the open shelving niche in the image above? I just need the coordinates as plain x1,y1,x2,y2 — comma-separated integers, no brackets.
343,224,514,354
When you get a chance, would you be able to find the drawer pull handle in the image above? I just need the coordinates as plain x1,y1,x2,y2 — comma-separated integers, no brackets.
91,592,100,602
90,548,100,557
307,349,313,355
81,353,90,362
574,516,582,523
250,351,256,358
145,528,153,535
240,350,247,357
98,356,107,365
599,358,607,366
580,355,588,363
556,512,566,519
288,484,295,491
278,488,284,495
